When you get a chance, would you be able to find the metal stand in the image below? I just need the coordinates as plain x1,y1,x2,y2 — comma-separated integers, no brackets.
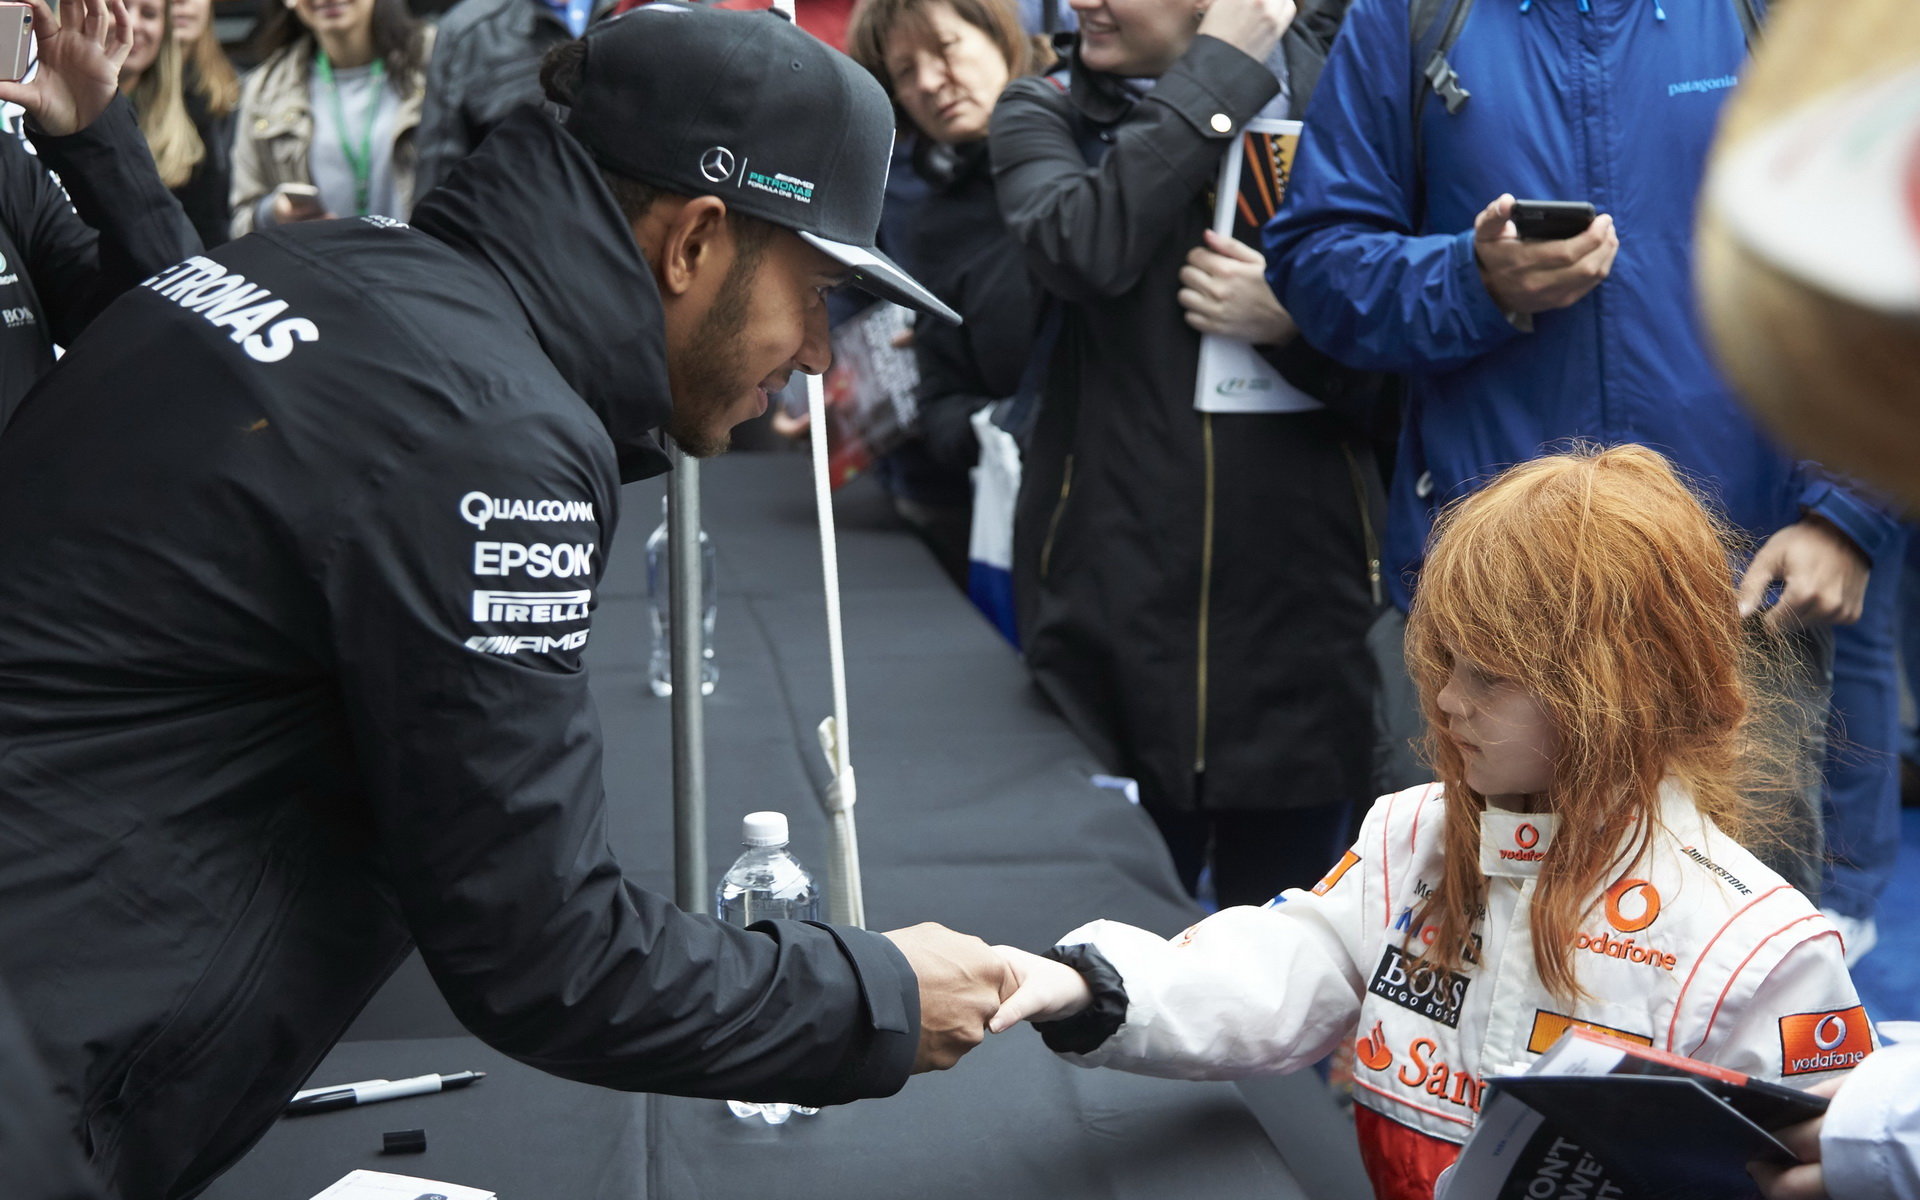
668,444,708,914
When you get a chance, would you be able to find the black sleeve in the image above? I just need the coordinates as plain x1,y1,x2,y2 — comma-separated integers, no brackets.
1033,944,1128,1055
989,36,1279,304
16,96,199,348
411,19,475,208
319,406,918,1106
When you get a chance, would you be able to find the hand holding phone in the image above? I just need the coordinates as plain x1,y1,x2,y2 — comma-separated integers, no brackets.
273,183,333,224
1511,199,1597,241
1472,192,1619,317
0,0,134,137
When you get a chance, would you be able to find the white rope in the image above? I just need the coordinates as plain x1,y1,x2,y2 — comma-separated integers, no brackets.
804,371,865,928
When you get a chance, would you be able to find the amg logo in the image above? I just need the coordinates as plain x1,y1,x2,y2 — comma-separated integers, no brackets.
1368,944,1468,1028
470,589,592,624
464,629,590,655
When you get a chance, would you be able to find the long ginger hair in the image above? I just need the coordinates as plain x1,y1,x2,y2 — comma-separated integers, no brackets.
1404,445,1796,1001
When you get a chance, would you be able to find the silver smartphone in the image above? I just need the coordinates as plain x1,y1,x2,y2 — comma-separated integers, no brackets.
0,3,30,86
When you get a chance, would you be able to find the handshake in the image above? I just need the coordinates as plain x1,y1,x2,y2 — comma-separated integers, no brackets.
881,923,1095,1071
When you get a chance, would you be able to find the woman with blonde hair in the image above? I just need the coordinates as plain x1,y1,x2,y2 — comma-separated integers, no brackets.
120,0,228,246
229,0,431,235
991,445,1867,1200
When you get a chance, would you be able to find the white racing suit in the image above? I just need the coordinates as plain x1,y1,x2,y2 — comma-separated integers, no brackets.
1053,784,1869,1200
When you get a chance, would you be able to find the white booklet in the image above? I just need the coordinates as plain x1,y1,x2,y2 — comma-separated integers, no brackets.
310,1169,496,1200
1193,117,1321,415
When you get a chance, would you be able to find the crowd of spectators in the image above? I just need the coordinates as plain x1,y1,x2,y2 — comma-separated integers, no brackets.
5,0,1912,972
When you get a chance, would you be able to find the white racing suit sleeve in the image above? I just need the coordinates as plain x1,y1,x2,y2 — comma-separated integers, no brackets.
1053,826,1373,1080
1822,1034,1920,1200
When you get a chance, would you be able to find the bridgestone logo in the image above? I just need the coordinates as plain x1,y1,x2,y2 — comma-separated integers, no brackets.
471,589,591,623
1679,845,1752,896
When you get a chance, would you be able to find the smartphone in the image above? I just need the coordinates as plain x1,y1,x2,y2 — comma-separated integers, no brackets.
0,3,32,85
276,182,327,217
1511,199,1596,241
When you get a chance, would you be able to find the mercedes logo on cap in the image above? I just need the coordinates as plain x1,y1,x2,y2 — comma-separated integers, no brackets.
699,146,737,183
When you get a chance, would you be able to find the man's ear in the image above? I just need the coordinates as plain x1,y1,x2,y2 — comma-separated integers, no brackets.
649,194,733,299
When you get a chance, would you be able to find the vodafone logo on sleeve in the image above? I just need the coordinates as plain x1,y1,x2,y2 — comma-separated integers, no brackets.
1779,1006,1872,1076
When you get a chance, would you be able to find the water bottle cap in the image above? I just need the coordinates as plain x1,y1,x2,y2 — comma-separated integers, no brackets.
741,811,788,847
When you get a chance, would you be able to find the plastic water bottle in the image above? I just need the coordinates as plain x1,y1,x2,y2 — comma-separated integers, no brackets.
716,812,821,1125
645,497,716,697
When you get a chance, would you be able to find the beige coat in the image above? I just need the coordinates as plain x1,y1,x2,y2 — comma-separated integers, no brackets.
229,28,435,238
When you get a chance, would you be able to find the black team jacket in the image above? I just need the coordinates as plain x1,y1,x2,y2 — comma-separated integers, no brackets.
0,107,918,1200
0,95,197,414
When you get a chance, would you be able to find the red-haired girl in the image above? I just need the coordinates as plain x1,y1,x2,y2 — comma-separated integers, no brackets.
990,445,1869,1200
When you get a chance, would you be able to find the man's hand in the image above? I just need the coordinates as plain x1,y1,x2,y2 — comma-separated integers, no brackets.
0,0,132,136
1196,0,1296,67
1747,1077,1841,1200
1737,516,1871,630
987,945,1093,1033
881,922,1011,1072
1473,193,1618,317
1179,230,1298,345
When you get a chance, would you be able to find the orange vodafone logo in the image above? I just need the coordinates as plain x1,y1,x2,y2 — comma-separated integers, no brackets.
1780,1006,1872,1075
1515,823,1540,849
1605,878,1661,933
1496,821,1545,863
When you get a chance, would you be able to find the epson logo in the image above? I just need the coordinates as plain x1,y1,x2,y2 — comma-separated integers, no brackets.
472,541,597,579
1367,944,1468,1028
470,589,591,624
465,629,590,655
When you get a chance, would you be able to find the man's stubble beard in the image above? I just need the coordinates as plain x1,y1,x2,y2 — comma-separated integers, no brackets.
664,243,761,459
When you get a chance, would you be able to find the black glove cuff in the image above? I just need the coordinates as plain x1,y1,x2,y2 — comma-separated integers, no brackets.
1033,944,1128,1055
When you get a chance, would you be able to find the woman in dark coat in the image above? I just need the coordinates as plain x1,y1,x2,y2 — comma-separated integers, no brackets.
845,0,1052,586
990,0,1381,906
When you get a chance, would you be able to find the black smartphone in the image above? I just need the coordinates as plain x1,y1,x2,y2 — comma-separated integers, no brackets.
1511,199,1596,241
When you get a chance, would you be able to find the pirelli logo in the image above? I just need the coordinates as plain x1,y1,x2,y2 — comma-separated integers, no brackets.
1780,1006,1871,1076
1527,1010,1654,1055
470,589,592,624
1313,851,1360,896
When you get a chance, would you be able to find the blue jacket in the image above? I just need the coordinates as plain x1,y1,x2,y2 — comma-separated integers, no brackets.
1265,0,1894,607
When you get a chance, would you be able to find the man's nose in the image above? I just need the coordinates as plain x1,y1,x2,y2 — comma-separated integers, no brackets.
794,302,832,377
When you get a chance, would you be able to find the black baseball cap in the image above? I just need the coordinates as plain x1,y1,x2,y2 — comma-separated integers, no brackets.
562,1,961,324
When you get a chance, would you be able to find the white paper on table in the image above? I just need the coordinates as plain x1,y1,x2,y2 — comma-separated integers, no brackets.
1194,117,1322,415
308,1169,496,1200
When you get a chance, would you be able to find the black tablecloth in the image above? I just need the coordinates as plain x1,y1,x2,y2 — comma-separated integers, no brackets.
201,457,1369,1200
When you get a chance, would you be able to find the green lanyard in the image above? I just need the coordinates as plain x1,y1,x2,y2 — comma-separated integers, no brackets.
313,50,386,217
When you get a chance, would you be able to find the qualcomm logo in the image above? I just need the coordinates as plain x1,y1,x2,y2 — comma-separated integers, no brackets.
700,145,737,183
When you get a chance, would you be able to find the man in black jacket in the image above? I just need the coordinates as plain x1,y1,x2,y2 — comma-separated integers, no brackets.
0,7,990,1198
0,0,197,412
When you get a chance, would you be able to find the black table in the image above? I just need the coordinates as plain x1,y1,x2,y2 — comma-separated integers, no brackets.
202,456,1369,1200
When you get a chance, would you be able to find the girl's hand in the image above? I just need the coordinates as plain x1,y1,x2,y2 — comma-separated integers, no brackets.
0,0,132,137
987,945,1093,1032
1179,230,1298,345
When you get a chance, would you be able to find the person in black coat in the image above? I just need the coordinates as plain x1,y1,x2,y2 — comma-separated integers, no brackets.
990,0,1383,907
0,0,197,414
0,10,999,1197
842,0,1052,586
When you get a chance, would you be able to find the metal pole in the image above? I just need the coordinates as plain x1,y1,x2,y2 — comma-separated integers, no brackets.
668,445,708,914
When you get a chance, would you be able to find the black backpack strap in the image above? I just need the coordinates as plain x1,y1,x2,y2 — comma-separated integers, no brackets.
1408,0,1471,231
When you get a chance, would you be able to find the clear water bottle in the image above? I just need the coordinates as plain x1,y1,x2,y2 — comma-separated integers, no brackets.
716,812,821,1125
645,497,717,697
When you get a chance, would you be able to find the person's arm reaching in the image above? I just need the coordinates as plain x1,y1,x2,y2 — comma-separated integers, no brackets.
321,406,1001,1101
990,0,1290,304
0,0,197,348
